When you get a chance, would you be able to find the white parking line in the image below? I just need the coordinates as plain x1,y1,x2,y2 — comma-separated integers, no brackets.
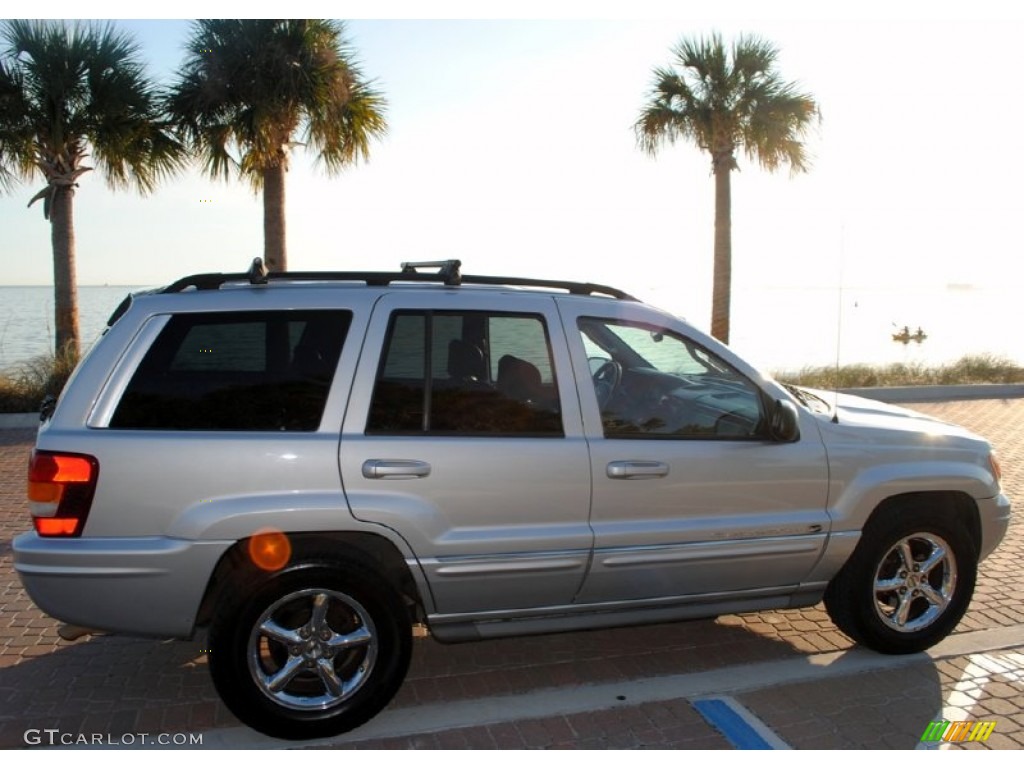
917,650,1024,750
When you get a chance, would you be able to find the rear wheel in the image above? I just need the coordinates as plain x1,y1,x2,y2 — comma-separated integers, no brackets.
824,506,976,654
209,556,411,739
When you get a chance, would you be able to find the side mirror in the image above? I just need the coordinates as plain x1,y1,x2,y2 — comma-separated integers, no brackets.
770,399,801,443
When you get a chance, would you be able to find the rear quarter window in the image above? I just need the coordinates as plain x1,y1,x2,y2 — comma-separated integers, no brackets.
109,310,351,431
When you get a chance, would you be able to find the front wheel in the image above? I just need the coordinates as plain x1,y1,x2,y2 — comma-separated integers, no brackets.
209,558,411,740
824,507,977,655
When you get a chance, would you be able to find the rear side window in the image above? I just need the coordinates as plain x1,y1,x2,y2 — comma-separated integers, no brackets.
110,310,350,431
367,310,563,436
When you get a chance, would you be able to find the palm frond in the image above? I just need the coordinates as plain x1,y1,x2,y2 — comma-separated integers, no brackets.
0,54,35,190
636,31,818,175
1,19,185,201
635,67,710,156
166,19,388,189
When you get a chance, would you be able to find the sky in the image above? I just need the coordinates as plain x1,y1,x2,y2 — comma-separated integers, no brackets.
2,1,1024,360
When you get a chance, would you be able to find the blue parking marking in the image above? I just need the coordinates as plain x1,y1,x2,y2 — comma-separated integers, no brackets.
692,697,779,750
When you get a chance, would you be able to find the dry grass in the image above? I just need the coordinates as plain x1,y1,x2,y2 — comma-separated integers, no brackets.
775,354,1024,390
0,348,79,413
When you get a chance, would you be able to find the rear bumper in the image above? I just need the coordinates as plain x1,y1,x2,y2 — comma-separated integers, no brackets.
13,533,232,638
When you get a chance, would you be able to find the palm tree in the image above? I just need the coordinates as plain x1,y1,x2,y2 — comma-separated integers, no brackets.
636,33,818,344
167,19,387,272
0,20,184,360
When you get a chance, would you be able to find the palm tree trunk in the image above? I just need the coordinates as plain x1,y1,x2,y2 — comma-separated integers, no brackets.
49,185,80,361
711,160,732,344
263,163,287,272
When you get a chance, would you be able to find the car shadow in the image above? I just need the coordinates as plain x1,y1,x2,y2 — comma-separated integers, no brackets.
0,602,951,749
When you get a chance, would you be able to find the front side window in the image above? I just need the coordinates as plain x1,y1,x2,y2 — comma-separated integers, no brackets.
110,310,350,431
578,317,764,439
367,311,562,436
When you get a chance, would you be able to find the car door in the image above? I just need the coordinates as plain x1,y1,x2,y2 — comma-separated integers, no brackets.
338,291,593,616
557,298,831,604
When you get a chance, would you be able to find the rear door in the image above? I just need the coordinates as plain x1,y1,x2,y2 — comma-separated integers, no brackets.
338,291,593,615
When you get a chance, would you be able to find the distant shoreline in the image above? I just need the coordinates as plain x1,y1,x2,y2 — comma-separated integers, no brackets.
3,284,1023,375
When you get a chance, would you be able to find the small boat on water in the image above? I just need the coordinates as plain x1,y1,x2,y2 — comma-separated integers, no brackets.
892,325,927,344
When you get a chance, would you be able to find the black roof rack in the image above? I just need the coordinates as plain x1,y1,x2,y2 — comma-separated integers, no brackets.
160,259,637,301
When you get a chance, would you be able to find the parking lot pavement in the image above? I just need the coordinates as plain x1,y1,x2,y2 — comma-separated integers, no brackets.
1,397,1022,750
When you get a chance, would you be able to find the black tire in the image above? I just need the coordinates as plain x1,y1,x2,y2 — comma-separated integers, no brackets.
208,553,411,740
824,506,977,655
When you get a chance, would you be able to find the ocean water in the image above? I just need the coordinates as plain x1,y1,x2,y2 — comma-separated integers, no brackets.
0,285,148,372
725,284,1024,374
0,283,1020,375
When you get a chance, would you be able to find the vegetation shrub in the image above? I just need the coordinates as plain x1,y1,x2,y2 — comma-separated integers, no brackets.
0,347,78,413
776,354,1024,389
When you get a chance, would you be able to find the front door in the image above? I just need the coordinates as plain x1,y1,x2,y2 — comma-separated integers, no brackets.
557,300,831,604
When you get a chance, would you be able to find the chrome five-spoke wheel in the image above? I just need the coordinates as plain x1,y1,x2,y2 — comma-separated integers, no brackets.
824,507,977,655
209,556,412,740
249,588,378,711
872,532,957,633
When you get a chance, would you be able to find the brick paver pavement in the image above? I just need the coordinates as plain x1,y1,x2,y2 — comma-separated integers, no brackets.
1,397,1022,749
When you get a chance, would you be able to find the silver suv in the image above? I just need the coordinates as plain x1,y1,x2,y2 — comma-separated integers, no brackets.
13,260,1011,739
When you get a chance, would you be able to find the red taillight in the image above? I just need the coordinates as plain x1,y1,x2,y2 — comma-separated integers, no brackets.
27,450,99,538
35,518,82,536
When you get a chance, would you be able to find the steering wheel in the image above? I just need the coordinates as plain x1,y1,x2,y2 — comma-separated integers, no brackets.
592,360,623,410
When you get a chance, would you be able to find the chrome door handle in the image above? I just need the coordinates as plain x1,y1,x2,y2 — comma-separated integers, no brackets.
606,461,669,479
362,459,432,479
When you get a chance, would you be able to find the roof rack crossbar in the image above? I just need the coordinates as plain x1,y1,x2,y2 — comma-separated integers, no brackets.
160,263,636,300
400,259,462,286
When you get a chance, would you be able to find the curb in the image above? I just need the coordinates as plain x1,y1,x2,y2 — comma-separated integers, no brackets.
841,384,1024,403
0,413,40,429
